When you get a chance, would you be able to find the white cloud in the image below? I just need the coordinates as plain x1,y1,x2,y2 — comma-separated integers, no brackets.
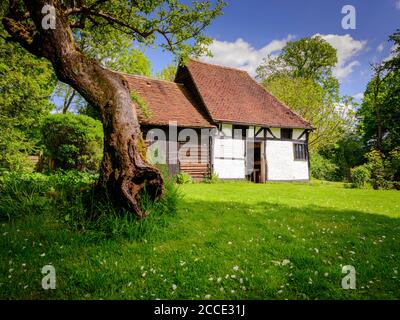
377,42,385,53
201,35,295,76
314,34,367,80
202,34,367,80
396,0,400,9
353,92,364,100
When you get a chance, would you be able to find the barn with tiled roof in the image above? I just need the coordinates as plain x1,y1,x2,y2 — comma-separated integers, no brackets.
123,59,313,182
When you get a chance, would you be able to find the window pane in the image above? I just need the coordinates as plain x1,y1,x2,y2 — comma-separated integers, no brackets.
294,143,307,160
281,129,293,140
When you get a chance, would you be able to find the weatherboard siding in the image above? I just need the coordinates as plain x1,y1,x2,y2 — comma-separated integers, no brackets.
213,137,246,179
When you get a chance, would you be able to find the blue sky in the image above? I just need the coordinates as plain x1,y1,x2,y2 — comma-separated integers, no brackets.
144,0,400,101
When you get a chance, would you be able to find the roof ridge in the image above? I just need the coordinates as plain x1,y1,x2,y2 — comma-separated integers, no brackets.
189,58,250,74
118,71,182,85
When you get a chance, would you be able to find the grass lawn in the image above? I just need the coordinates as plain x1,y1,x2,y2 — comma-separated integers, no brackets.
1,181,399,299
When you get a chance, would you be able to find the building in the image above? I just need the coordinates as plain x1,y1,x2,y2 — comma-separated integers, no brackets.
123,59,314,183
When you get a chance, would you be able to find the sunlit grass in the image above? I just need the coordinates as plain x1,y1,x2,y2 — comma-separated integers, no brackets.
1,180,399,299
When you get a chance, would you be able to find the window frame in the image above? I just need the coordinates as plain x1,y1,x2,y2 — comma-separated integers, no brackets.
293,142,308,161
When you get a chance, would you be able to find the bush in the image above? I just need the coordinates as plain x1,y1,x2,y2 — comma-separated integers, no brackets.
351,165,371,188
204,171,220,184
41,114,103,172
0,128,37,174
364,149,388,190
386,147,400,182
310,153,339,181
175,171,193,184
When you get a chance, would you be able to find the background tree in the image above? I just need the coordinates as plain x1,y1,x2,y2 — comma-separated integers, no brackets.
261,75,355,151
156,63,177,82
256,36,338,84
359,32,400,154
352,29,400,188
1,0,225,218
0,26,55,172
257,37,355,152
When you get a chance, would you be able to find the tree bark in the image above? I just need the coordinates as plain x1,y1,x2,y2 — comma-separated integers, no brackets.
3,0,164,218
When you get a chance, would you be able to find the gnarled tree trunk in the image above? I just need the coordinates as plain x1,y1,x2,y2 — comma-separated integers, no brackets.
3,0,164,218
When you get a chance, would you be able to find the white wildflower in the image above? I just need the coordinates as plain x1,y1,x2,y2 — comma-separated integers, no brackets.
282,259,290,266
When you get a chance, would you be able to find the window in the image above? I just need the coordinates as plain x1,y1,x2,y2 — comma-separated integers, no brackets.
281,128,293,140
232,125,248,139
294,143,308,161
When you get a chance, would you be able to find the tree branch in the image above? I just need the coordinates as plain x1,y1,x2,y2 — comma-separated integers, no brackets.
2,16,43,57
66,6,154,38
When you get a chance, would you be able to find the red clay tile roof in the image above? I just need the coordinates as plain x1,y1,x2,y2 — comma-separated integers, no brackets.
123,74,214,128
184,59,313,129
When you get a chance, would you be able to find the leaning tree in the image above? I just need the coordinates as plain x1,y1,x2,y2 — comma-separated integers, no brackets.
1,0,224,218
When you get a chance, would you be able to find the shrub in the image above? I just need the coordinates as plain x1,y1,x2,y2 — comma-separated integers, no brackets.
351,165,371,189
386,147,400,182
364,149,388,190
310,153,339,181
204,171,220,184
0,128,37,174
175,171,193,184
41,114,103,172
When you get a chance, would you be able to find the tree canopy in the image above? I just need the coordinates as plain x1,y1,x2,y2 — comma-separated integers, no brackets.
358,30,400,153
257,36,338,83
0,26,55,172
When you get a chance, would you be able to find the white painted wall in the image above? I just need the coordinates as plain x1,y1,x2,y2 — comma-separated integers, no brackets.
212,124,310,181
213,158,246,179
213,137,245,179
221,124,232,137
267,128,281,139
266,140,309,181
293,129,307,140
